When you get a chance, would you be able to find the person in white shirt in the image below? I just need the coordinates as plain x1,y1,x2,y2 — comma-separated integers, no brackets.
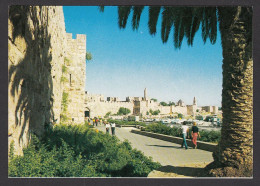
181,123,189,149
105,122,110,134
111,122,116,135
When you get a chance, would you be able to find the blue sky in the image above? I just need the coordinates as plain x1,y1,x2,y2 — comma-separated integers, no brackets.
63,6,223,106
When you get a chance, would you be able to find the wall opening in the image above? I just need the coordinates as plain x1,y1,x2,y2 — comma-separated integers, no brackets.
85,111,90,117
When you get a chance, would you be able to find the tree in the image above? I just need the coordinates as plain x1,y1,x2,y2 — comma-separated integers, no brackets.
105,111,111,118
149,109,160,115
117,107,131,115
177,113,183,119
153,110,160,115
86,51,92,61
160,101,167,106
168,101,175,106
110,6,253,177
151,98,157,102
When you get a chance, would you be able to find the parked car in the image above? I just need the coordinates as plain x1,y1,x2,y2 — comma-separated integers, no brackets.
162,119,171,124
144,118,153,122
183,120,192,125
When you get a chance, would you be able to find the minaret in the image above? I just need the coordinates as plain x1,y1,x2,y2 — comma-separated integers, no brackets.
193,96,197,105
144,88,147,100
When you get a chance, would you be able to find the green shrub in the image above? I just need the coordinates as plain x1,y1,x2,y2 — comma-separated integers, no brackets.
62,65,68,73
177,113,183,119
60,76,69,83
145,123,220,143
60,92,69,122
160,102,167,106
9,141,15,160
9,124,160,177
117,107,131,115
149,109,160,115
105,111,111,118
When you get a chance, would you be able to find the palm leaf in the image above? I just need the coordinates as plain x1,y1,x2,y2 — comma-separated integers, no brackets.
182,7,194,45
161,7,174,43
188,8,203,46
132,6,144,30
177,17,185,48
208,7,217,44
148,6,161,35
118,6,132,29
98,6,104,12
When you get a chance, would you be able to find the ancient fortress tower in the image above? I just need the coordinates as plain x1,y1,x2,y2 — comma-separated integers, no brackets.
8,6,86,155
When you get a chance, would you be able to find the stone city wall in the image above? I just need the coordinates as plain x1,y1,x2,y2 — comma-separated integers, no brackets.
187,105,197,115
8,6,67,155
172,106,188,115
201,106,218,114
86,101,133,118
8,6,86,156
62,33,86,124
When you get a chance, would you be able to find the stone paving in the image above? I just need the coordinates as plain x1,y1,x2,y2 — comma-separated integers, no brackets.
95,125,213,167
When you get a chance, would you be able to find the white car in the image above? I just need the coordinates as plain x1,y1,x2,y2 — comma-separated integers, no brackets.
162,119,171,124
144,118,153,122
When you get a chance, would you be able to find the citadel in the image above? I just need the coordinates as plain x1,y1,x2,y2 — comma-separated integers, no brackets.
85,88,219,118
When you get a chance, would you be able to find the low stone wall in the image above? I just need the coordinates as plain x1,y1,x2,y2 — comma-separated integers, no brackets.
115,124,137,128
131,129,217,152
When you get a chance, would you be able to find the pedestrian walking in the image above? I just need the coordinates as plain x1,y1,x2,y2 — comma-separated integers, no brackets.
92,118,95,126
105,121,110,134
191,122,201,149
95,118,98,126
111,122,116,135
181,122,189,149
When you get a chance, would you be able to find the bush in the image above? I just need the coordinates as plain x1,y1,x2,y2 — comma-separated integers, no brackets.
177,113,183,119
105,112,111,118
145,123,220,143
60,92,69,122
117,107,131,115
149,109,160,115
160,102,167,106
9,124,160,177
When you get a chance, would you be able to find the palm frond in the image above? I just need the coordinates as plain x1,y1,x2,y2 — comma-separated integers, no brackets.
161,7,174,43
148,6,161,35
182,8,194,45
188,8,203,46
118,6,132,29
98,6,104,12
173,18,180,48
132,6,144,30
208,7,217,44
177,18,185,48
202,8,209,44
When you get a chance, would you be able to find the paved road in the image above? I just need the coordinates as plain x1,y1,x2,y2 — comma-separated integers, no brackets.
95,125,213,167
